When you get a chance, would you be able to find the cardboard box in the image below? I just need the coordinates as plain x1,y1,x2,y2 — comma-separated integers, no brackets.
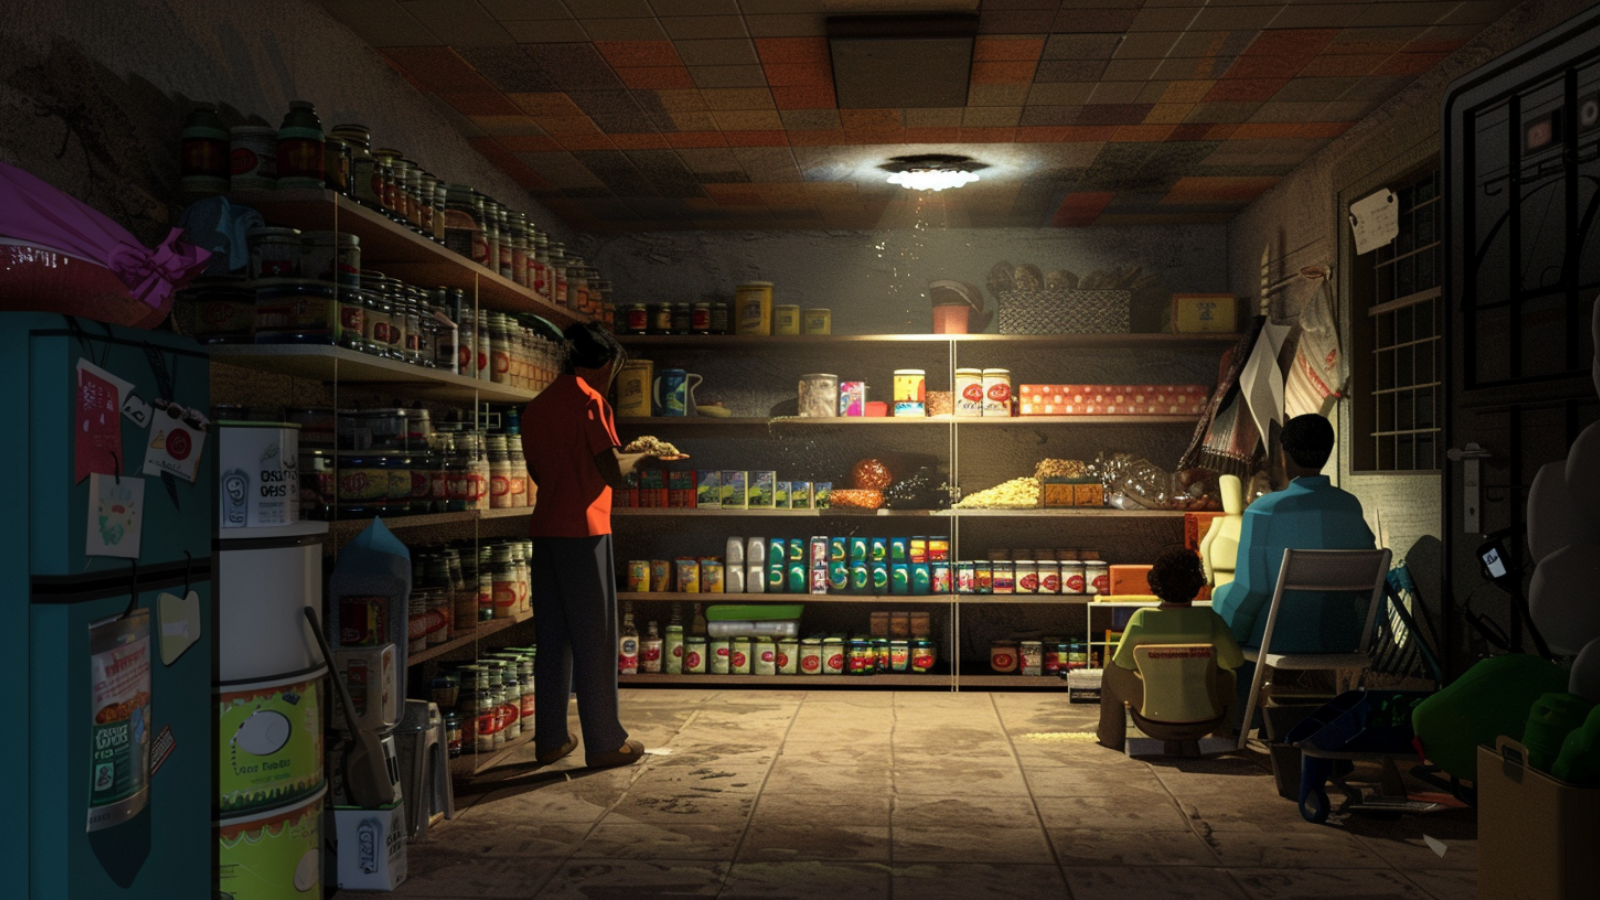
1184,511,1225,551
1109,564,1153,596
870,611,890,638
1073,483,1104,507
1478,738,1600,900
791,481,812,510
774,481,791,509
334,803,408,891
909,611,931,638
1171,293,1238,334
813,482,831,509
749,471,776,508
1043,483,1076,508
696,470,720,508
720,471,747,509
668,471,696,508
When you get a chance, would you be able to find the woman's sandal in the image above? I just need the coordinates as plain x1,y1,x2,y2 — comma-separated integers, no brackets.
586,739,645,769
536,734,578,766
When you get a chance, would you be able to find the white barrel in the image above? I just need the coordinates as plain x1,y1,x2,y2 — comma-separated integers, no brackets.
216,522,328,682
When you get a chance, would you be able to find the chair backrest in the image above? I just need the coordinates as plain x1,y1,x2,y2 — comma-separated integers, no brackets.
1133,644,1221,723
1261,548,1393,658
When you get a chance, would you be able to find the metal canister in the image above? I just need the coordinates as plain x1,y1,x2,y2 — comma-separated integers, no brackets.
822,637,846,674
709,638,731,674
802,308,831,334
699,558,725,593
730,637,752,675
650,559,672,593
1039,560,1061,594
753,638,777,675
981,368,1011,417
990,639,1019,673
734,281,773,335
1020,640,1044,675
1061,561,1086,595
911,638,937,673
627,560,650,592
893,368,926,417
787,537,806,562
684,635,708,674
773,304,801,335
912,564,931,595
838,380,867,416
786,563,805,593
956,561,976,594
777,638,799,674
955,367,984,416
992,560,1015,594
1085,560,1109,596
800,638,824,674
676,557,701,593
828,537,848,562
1015,560,1038,594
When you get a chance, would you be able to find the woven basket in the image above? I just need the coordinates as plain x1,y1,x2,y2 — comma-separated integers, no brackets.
997,288,1130,335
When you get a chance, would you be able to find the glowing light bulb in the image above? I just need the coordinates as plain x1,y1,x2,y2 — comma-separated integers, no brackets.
887,169,979,191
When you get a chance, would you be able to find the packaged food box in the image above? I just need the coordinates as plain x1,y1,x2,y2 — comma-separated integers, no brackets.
775,481,791,509
696,470,720,508
706,603,804,621
1109,564,1153,595
668,470,696,508
1073,483,1104,507
749,471,776,508
1170,293,1238,334
814,481,832,509
720,470,747,509
791,481,812,510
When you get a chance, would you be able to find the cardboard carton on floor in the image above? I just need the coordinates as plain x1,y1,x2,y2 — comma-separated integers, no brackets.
334,803,408,891
1478,738,1600,900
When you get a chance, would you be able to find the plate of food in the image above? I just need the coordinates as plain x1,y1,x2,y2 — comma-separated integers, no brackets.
624,435,689,461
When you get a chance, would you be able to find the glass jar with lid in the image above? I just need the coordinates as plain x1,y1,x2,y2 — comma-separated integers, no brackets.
417,170,438,235
548,244,569,309
531,232,550,300
481,200,501,275
568,257,589,311
496,207,515,281
670,302,692,335
510,214,529,288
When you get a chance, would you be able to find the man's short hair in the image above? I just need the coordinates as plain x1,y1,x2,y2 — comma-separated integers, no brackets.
1282,414,1335,469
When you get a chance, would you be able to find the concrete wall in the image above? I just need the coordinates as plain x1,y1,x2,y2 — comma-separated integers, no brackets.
1227,0,1597,586
582,222,1230,335
0,0,570,248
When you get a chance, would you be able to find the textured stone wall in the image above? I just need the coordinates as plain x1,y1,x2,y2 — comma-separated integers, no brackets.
1227,0,1596,597
0,0,571,248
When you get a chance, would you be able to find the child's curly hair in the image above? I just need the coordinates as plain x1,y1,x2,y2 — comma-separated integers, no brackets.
1146,546,1207,604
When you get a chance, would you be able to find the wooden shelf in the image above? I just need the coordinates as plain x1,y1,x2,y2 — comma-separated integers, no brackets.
451,727,535,777
617,592,955,603
620,673,948,686
955,674,1071,689
408,611,532,667
615,415,1199,427
612,507,953,517
950,508,1186,517
228,189,587,325
617,334,1238,350
209,344,540,404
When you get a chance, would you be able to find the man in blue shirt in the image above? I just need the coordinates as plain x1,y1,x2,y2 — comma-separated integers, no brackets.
1213,414,1376,726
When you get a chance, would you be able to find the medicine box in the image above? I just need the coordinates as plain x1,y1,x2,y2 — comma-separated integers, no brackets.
791,481,812,510
720,471,747,509
813,481,832,509
696,470,720,508
749,471,776,508
334,803,408,891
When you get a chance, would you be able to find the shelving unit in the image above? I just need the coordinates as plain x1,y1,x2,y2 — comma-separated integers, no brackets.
450,729,535,777
620,673,945,686
610,330,1232,692
209,345,538,405
407,610,532,667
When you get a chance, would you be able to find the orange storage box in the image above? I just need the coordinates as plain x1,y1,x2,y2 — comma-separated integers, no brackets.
1110,564,1153,596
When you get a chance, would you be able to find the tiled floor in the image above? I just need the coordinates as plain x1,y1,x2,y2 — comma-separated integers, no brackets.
392,691,1476,900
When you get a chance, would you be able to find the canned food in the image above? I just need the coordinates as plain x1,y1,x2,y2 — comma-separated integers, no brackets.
955,367,984,416
990,639,1019,673
699,559,724,593
767,564,786,592
911,638,937,673
1061,561,1086,595
684,635,707,674
839,381,867,416
893,368,926,417
753,638,777,675
802,308,831,334
992,561,1014,594
890,537,909,563
1039,560,1061,594
956,561,976,594
981,368,1011,417
730,637,751,675
800,638,824,674
891,563,910,595
1020,640,1044,675
650,559,672,593
931,562,951,594
1044,641,1066,676
777,639,799,674
708,639,731,674
848,638,874,674
975,562,993,594
823,637,846,674
773,304,801,335
890,639,910,672
787,537,806,562
734,282,772,335
675,557,700,593
1085,560,1109,595
626,560,650,593
787,562,806,593
1015,560,1038,594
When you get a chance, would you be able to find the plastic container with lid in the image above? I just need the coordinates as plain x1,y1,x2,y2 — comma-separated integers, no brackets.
229,125,278,191
275,100,325,190
247,227,301,279
955,367,984,417
254,279,339,344
982,368,1012,417
301,232,360,286
893,369,927,417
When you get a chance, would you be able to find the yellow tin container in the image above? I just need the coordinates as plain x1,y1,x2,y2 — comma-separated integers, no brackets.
1170,293,1238,333
773,304,801,336
614,359,652,417
735,282,773,335
802,308,831,335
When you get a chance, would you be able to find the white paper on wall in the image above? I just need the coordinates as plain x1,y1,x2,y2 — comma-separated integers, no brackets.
86,473,145,558
1350,189,1399,255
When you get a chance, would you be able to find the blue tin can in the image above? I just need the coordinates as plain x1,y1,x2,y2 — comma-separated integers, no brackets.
891,563,910,595
849,536,869,562
787,537,805,563
829,536,847,562
890,537,909,563
912,563,931,594
870,537,888,563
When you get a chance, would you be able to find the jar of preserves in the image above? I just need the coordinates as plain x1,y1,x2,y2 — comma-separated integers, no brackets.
275,100,325,190
670,302,692,335
990,639,1019,674
691,302,712,334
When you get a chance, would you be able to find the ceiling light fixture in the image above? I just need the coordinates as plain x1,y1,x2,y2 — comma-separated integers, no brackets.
880,154,987,192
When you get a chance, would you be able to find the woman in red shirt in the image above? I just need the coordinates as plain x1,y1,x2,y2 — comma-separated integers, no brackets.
522,323,650,769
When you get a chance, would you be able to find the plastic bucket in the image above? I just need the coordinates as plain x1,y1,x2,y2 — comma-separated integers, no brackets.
215,530,325,681
217,668,326,815
217,785,325,900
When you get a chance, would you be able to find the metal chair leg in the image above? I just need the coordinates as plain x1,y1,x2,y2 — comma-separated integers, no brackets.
1237,659,1267,751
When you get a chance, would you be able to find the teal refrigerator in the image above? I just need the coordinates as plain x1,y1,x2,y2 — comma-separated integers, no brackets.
2,314,214,899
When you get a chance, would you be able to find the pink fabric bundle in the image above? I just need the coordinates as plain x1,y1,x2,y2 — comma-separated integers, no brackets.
0,161,211,312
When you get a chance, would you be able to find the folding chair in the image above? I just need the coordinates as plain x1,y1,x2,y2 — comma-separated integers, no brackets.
1236,548,1393,751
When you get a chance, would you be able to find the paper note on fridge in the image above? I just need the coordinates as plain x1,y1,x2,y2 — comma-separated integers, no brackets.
142,406,206,481
86,472,145,558
1349,189,1399,255
158,589,202,666
75,359,135,483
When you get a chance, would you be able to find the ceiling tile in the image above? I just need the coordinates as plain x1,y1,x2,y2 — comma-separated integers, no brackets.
1027,82,1096,105
1170,30,1231,58
1102,58,1163,81
840,108,902,129
1298,55,1388,78
779,108,842,129
595,41,683,67
1354,2,1463,29
1442,1,1521,25
611,132,673,148
1190,7,1280,32
674,146,742,172
1143,103,1195,124
534,43,628,90
1185,102,1263,124
437,91,526,116
1247,102,1329,124
762,62,831,87
771,84,836,108
1042,33,1120,60
505,19,591,42
651,89,709,111
1266,4,1367,30
467,115,546,136
1375,52,1451,76
618,66,698,89
662,16,750,40
1136,81,1171,103
1019,105,1079,126
690,65,771,88
403,0,516,45
903,107,964,127
676,38,762,66
701,87,776,110
1270,77,1360,103
670,110,722,130
714,109,785,130
1051,9,1139,33
743,14,829,37
455,45,557,92
736,0,827,13
581,18,672,41
1036,60,1109,83
666,131,730,148
962,106,1023,127
973,36,1045,62
654,0,741,14
478,0,569,18
322,0,439,47
723,130,789,147
507,91,583,116
1113,32,1182,59
566,0,655,17
1077,103,1152,125
1159,81,1214,104
753,36,829,65
972,61,1039,85
1129,7,1201,32
1087,81,1147,104
969,83,1031,106
381,46,498,92
979,10,1055,33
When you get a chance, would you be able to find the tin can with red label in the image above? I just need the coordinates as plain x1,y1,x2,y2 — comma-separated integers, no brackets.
839,381,867,416
1039,560,1061,594
982,368,1011,417
800,638,824,674
990,639,1019,673
955,368,984,416
1085,560,1109,595
1015,560,1038,594
1061,561,1086,595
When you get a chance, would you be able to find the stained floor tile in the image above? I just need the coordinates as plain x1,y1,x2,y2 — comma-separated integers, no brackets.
393,692,1478,900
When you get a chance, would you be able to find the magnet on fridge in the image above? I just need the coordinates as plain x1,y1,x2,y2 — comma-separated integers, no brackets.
157,589,201,666
142,401,206,482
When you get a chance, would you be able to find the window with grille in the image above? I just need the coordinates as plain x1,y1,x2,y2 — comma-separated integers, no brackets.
1351,170,1443,472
